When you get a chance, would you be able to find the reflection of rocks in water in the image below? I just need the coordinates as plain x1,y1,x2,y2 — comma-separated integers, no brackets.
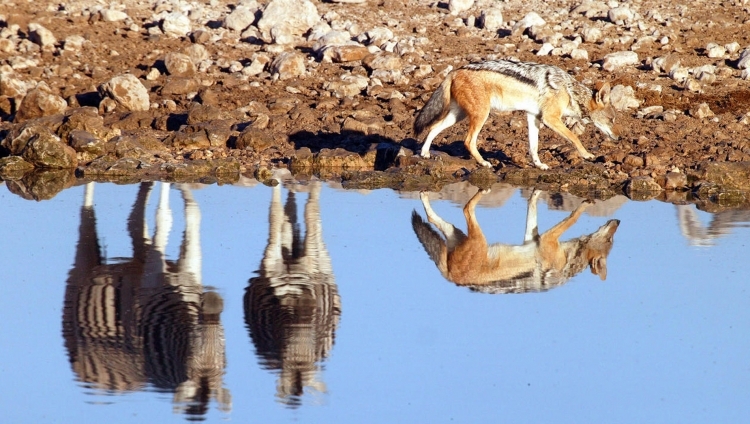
522,189,627,217
412,189,620,294
4,169,76,201
676,204,750,246
244,180,341,408
62,182,230,420
400,181,516,208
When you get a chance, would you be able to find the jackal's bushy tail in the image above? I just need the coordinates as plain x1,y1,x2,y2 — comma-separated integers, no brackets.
413,77,452,136
411,210,445,266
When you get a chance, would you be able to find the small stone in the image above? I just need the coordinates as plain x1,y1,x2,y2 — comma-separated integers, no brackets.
28,23,56,48
100,9,129,22
161,12,191,37
582,27,602,43
98,74,150,111
669,67,689,82
705,42,726,58
449,0,474,16
478,7,503,32
608,6,634,23
14,84,67,122
602,51,639,72
164,52,196,77
511,12,545,36
570,48,589,61
689,102,714,119
737,48,750,69
662,172,687,190
270,52,306,80
224,6,257,32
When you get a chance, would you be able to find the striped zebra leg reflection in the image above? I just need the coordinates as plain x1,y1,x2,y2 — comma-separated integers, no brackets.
245,181,341,408
63,182,230,419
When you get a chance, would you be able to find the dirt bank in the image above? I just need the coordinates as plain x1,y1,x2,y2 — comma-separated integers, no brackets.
1,0,750,207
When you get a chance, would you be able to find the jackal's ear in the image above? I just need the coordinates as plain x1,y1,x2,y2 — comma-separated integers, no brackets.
595,82,611,105
590,256,608,281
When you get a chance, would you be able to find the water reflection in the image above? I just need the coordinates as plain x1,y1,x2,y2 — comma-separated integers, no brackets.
244,178,341,408
412,188,620,293
676,204,750,246
62,182,231,420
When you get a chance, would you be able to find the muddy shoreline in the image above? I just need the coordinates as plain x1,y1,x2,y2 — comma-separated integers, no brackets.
1,0,750,209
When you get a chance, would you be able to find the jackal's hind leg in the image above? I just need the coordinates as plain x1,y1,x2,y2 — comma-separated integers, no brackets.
464,108,492,168
421,109,460,159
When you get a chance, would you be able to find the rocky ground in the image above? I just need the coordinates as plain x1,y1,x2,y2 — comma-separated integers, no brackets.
1,0,750,206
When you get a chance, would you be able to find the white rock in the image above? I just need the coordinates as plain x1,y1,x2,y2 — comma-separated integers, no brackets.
582,27,602,43
689,103,714,119
536,43,554,56
184,44,209,63
602,51,638,71
146,68,161,81
363,27,394,47
27,23,56,48
161,12,191,37
257,0,319,40
608,6,633,23
742,69,750,80
725,42,741,54
609,85,640,110
63,35,86,51
99,74,150,111
449,0,474,15
478,7,503,32
705,42,726,58
511,12,545,36
270,52,306,80
224,6,257,32
164,52,196,76
737,48,750,69
669,67,689,82
570,48,589,60
0,39,13,53
100,9,129,22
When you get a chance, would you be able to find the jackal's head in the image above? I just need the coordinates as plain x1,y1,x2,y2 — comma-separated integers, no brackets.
584,218,620,281
588,82,620,140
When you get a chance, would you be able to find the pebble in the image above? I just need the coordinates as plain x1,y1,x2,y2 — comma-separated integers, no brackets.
257,0,320,41
689,103,714,119
705,42,726,58
100,9,129,22
608,6,634,23
99,74,150,111
511,12,545,36
478,7,504,32
449,0,474,16
161,12,191,37
270,52,306,80
27,23,56,49
602,51,638,71
609,85,640,110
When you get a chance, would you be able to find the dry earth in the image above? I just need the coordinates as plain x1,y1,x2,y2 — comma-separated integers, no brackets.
1,0,750,205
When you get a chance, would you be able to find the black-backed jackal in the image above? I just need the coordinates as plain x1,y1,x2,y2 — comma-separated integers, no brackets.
414,59,620,170
411,189,620,294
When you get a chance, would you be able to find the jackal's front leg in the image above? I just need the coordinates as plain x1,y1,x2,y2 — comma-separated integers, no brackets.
526,114,549,170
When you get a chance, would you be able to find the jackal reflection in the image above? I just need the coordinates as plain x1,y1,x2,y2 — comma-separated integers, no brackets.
244,181,341,408
62,182,230,419
412,189,620,294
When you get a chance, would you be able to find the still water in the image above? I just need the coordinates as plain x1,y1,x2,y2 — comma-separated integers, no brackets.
1,172,749,423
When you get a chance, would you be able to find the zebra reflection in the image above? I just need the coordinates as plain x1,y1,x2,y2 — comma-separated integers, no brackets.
244,180,341,408
62,182,230,420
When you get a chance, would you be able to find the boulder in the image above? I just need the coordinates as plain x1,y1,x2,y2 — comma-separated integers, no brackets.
99,74,150,111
